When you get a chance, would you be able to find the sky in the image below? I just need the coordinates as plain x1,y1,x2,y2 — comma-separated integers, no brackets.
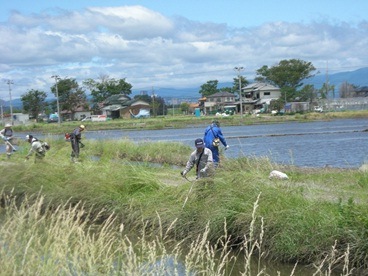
1,0,368,99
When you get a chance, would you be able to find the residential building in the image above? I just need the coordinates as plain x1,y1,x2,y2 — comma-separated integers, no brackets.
203,92,236,115
241,83,281,113
101,94,150,119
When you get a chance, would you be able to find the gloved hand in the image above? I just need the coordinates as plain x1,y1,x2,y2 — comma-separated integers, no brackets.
225,145,230,150
200,168,206,173
2,136,8,142
181,170,187,177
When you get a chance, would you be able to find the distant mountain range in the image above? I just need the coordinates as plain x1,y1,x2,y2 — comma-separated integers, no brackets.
4,67,368,109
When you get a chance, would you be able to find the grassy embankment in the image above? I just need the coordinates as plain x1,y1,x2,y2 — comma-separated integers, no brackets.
1,127,368,274
13,109,368,134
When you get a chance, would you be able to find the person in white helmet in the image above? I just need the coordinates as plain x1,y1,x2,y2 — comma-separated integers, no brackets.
70,124,85,162
0,123,14,159
25,134,45,162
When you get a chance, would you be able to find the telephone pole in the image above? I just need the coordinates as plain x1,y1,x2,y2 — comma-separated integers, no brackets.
6,80,14,125
234,67,244,117
51,75,61,126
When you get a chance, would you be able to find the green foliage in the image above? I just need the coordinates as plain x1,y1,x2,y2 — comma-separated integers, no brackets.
20,89,48,119
51,77,87,119
255,59,316,89
199,80,219,97
83,75,133,111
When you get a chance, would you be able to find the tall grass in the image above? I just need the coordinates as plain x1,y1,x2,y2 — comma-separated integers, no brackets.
1,138,367,273
0,190,355,275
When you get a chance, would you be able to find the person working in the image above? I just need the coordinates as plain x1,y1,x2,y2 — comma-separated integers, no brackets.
203,120,229,166
25,134,45,162
70,124,85,163
0,123,15,159
181,138,213,179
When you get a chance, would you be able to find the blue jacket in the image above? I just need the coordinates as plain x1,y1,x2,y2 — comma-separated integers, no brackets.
203,123,227,149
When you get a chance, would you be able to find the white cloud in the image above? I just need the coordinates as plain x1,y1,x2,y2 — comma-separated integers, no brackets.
0,5,368,99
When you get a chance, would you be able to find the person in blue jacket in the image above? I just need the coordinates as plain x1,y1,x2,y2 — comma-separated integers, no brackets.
203,120,229,166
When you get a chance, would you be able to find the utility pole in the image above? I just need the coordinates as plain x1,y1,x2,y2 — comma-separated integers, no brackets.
151,86,155,117
0,99,3,125
6,80,14,125
51,75,61,126
234,67,244,117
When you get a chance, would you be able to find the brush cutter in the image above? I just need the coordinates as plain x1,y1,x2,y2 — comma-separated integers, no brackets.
2,136,17,152
182,175,196,209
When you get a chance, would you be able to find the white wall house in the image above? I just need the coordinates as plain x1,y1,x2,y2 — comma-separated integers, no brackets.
241,83,281,112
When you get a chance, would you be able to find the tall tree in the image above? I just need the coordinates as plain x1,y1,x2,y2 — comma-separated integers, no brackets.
339,82,357,98
51,78,87,120
255,59,316,102
199,80,219,97
318,83,335,99
255,59,316,89
83,75,133,110
233,76,249,99
21,89,48,121
298,84,318,105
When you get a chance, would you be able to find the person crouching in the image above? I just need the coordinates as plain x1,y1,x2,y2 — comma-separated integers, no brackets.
25,135,45,162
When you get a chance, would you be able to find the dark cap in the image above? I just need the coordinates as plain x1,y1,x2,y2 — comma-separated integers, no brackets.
195,138,205,148
212,120,220,127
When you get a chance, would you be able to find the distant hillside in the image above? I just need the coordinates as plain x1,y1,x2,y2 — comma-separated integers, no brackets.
305,67,368,88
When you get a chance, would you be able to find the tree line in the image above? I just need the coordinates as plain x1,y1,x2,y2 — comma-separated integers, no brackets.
20,59,363,120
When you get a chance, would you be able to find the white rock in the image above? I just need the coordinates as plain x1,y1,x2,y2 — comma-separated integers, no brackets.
269,170,289,180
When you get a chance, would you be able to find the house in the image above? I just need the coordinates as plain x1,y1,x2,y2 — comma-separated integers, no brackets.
61,106,92,121
241,83,281,113
203,92,236,115
101,94,150,119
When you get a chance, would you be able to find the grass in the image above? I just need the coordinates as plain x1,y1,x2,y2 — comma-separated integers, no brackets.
1,111,368,274
0,190,355,275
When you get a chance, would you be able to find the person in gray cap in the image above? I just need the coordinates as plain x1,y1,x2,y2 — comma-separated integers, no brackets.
0,123,14,159
181,138,214,179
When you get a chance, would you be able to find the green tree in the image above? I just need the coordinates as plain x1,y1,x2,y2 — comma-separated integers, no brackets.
51,78,87,120
299,84,317,104
255,59,316,102
255,59,316,88
180,102,190,114
21,89,48,121
233,76,249,100
83,75,133,111
318,83,335,99
199,80,219,97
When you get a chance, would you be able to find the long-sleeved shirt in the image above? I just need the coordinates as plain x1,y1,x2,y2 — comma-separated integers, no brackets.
183,147,213,178
71,127,83,141
26,139,45,158
203,124,227,150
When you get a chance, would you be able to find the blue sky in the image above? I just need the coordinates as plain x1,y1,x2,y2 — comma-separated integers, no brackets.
1,0,368,98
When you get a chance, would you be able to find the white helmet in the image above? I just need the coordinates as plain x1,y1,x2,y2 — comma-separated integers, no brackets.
5,123,12,127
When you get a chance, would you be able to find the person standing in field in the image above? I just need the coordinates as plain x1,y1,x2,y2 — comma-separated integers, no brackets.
0,123,14,159
203,120,229,167
70,124,85,163
181,138,214,179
